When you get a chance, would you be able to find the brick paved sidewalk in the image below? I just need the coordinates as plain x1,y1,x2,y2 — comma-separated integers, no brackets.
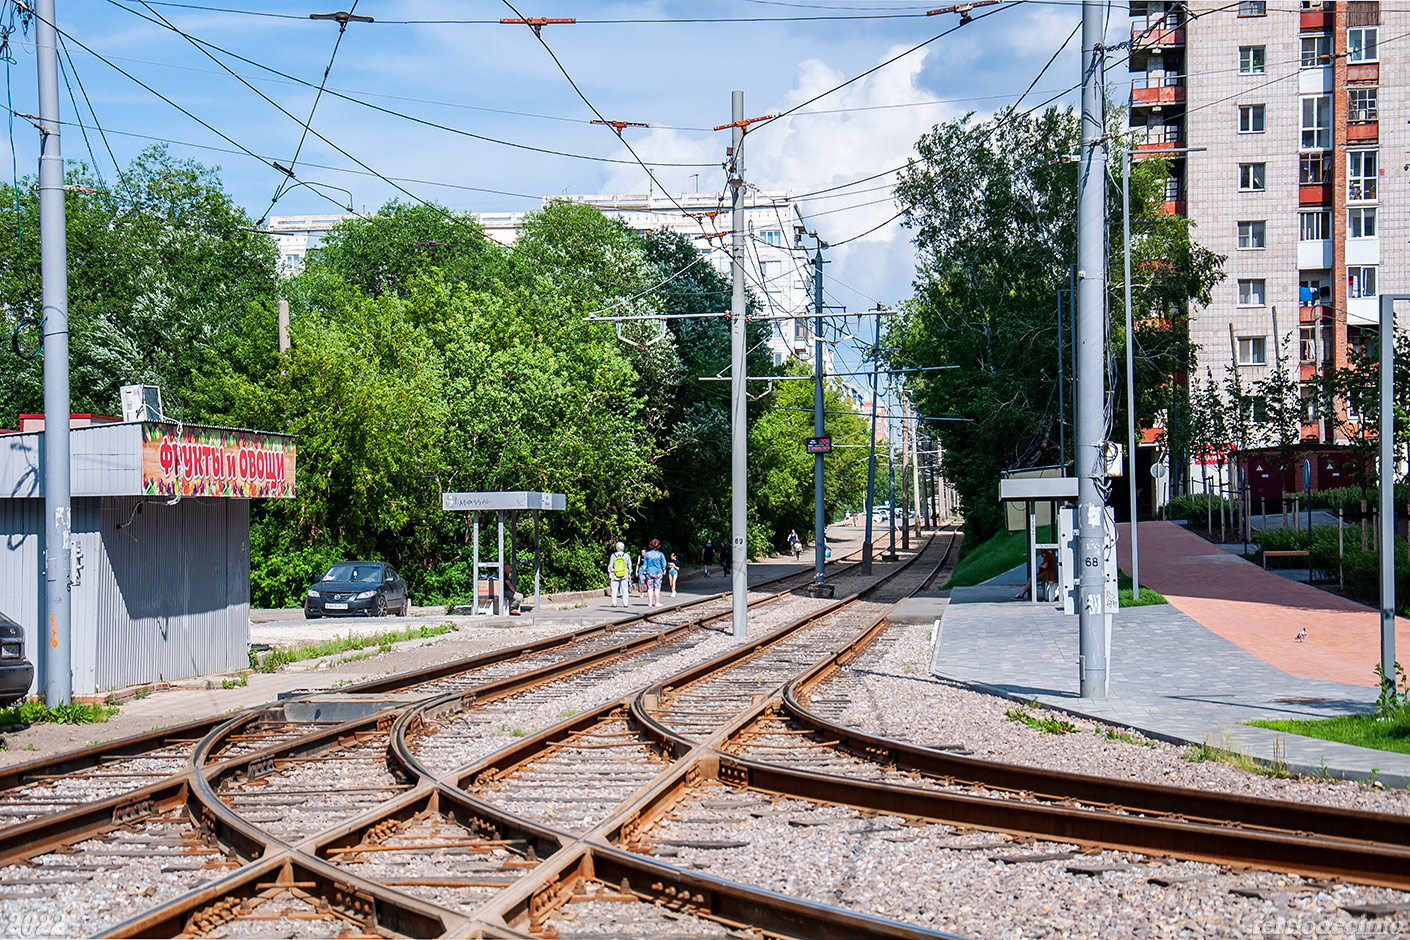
1117,521,1410,688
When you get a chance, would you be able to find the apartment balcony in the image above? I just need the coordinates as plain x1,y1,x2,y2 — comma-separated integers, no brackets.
1136,138,1186,156
1347,121,1378,143
1131,24,1184,48
1298,303,1334,324
1299,182,1333,206
1131,75,1185,108
1301,8,1331,28
1347,63,1378,82
1161,199,1186,215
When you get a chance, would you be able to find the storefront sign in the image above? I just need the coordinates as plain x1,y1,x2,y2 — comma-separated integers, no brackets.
142,425,296,498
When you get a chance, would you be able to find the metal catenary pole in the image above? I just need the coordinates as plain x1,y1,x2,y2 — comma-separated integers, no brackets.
910,397,923,536
901,397,910,550
729,90,748,637
887,381,897,558
1076,0,1109,698
1123,149,1140,600
37,0,72,706
861,311,881,572
813,240,827,584
1379,295,1407,691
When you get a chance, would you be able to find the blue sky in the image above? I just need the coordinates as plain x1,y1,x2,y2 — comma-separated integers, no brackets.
5,0,1091,318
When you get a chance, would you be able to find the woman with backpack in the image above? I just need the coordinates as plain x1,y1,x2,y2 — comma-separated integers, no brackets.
607,542,633,608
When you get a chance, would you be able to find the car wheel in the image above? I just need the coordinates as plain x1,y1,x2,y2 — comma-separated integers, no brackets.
402,595,414,617
374,595,388,617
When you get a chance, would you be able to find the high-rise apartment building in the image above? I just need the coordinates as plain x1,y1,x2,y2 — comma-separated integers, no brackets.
1128,0,1405,440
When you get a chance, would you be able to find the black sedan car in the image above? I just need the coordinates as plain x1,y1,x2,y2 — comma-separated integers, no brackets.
0,610,35,707
304,562,411,618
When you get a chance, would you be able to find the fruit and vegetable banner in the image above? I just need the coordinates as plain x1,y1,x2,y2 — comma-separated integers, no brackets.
141,424,296,498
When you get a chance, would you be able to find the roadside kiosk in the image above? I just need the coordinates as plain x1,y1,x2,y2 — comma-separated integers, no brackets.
441,492,566,615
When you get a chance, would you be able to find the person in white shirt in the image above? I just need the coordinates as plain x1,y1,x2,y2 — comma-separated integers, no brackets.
607,541,633,607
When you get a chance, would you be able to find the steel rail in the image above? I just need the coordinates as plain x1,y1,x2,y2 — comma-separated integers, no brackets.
779,650,1410,848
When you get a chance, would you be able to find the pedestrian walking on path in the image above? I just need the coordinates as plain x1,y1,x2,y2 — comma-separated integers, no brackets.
703,539,715,576
636,549,648,596
787,528,800,560
642,539,667,607
607,542,633,608
667,553,679,596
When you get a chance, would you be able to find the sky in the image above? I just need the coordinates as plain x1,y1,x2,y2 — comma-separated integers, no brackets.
3,0,1100,369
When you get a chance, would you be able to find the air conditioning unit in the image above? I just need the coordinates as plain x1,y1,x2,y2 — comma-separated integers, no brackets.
119,384,164,423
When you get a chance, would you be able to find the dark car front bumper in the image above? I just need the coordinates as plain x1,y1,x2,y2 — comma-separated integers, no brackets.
0,659,35,707
305,594,383,617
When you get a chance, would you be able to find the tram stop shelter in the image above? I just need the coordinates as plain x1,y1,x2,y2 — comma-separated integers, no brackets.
441,491,566,615
0,416,295,696
999,468,1077,605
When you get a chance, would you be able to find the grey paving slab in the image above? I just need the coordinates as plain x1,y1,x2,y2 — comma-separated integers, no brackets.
931,570,1410,787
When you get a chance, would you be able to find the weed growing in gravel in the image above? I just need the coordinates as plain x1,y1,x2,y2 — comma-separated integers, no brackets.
511,728,526,737
221,674,249,690
1360,768,1383,790
1005,705,1078,735
1102,728,1154,747
1182,740,1290,778
902,664,919,675
251,623,459,673
560,708,579,718
0,700,118,726
133,686,152,700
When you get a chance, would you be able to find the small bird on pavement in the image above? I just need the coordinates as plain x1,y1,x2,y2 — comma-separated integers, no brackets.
1295,627,1307,642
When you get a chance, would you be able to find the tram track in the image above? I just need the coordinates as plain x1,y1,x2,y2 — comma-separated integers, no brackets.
10,525,1410,938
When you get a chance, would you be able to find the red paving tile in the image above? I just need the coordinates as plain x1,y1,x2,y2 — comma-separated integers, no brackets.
1116,521,1410,688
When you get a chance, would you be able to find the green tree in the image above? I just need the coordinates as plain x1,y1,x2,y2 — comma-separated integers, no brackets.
889,107,1223,538
0,146,276,424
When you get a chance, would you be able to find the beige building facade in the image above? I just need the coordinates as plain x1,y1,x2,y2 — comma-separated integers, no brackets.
1130,0,1407,443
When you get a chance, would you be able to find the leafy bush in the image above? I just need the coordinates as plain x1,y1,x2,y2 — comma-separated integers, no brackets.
1164,493,1233,523
0,699,118,726
1253,525,1410,598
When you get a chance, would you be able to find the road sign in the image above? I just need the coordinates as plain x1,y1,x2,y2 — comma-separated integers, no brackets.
806,436,832,454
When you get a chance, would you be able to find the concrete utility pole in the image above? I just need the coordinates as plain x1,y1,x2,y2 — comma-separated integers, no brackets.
37,0,72,706
812,239,827,584
729,90,748,638
1076,0,1109,698
861,310,881,572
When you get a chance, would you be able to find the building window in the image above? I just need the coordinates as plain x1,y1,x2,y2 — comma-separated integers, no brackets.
1301,34,1331,67
1238,279,1266,306
1348,27,1378,63
1238,104,1265,133
1348,150,1377,201
1238,336,1267,365
760,259,783,291
758,229,782,247
1300,327,1317,364
1239,45,1266,74
1349,266,1377,299
1347,87,1378,122
1298,210,1329,240
1239,163,1266,191
1300,96,1331,149
1301,386,1319,423
1238,0,1266,14
1237,220,1266,249
1299,152,1330,184
1348,207,1377,238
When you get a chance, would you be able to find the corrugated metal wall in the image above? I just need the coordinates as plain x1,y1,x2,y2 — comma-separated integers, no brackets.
0,499,43,696
0,496,250,696
93,497,249,692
